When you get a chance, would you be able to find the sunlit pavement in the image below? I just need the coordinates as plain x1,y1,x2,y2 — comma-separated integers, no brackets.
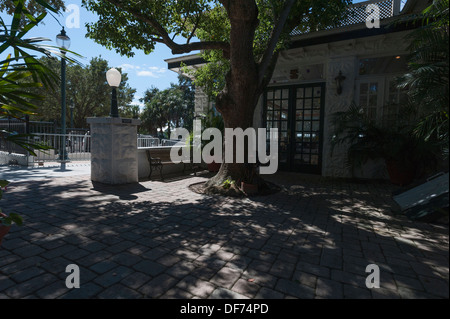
0,170,448,299
0,162,91,183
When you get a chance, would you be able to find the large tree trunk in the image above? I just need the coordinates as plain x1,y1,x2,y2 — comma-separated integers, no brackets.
204,105,255,187
203,1,266,195
203,94,270,195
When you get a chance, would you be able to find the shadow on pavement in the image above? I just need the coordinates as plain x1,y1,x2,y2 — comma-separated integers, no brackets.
0,173,448,299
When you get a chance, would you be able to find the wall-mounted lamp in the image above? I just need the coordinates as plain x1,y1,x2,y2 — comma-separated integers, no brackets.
335,71,346,95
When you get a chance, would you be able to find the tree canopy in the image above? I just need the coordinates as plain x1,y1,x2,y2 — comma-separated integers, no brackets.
0,0,65,16
83,0,350,92
30,56,136,128
140,75,194,137
82,0,351,193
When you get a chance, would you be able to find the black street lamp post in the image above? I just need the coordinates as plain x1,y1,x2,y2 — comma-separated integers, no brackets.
70,99,74,129
56,27,70,169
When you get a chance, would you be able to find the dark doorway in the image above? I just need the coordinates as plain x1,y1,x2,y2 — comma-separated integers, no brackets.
264,83,325,174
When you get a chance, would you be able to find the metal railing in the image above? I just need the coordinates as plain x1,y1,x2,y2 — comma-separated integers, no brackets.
0,118,58,134
137,136,160,148
30,121,57,134
0,135,27,155
3,131,187,165
161,139,185,147
0,118,27,134
30,133,91,163
0,118,90,135
291,0,405,36
137,136,185,148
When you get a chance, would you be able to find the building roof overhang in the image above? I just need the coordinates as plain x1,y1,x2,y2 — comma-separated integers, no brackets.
165,0,428,72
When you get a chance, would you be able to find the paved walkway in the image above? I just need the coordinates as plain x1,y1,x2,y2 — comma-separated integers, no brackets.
0,162,90,182
0,169,448,299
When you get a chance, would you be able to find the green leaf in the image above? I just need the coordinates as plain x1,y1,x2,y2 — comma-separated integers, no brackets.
0,180,9,188
35,0,59,14
10,0,25,38
17,12,48,39
8,213,23,226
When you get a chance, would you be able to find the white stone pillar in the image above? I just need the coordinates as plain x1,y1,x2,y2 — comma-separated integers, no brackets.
87,117,141,184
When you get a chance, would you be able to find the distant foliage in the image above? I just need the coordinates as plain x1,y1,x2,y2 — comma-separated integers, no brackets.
29,56,136,128
0,0,64,16
140,75,195,137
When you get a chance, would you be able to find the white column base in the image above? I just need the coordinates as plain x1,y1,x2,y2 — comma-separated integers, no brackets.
87,117,141,184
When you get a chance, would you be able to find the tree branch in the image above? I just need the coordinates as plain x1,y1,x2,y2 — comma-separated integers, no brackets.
105,0,230,56
174,7,190,42
260,51,279,93
174,41,230,54
257,0,296,85
150,37,165,44
187,13,202,44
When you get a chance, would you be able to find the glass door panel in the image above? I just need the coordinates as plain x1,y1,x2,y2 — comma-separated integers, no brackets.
290,83,324,174
266,88,289,170
265,83,324,174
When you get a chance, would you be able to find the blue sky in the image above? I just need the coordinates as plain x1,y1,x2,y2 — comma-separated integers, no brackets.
2,0,186,108
2,0,404,108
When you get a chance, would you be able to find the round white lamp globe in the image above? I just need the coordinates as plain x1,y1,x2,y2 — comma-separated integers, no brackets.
106,68,122,88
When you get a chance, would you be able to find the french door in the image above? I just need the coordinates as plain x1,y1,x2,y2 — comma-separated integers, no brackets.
264,83,325,174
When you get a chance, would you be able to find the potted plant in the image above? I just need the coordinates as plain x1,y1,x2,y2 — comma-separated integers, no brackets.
0,180,23,246
222,178,235,189
0,212,23,247
331,103,440,186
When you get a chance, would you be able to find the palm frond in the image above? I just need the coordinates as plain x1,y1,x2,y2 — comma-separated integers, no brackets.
0,0,77,154
1,131,51,156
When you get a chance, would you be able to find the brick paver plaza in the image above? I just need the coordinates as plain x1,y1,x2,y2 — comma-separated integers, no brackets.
0,171,448,299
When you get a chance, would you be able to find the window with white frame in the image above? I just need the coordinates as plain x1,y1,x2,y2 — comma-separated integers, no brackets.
356,56,408,124
358,80,383,122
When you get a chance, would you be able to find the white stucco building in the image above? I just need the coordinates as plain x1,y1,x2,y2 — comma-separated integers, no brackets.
165,0,430,179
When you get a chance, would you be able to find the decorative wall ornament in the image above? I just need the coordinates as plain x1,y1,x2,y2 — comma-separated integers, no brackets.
334,71,346,95
290,69,299,79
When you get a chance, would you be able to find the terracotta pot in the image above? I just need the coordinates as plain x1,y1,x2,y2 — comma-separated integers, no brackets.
241,182,258,195
0,218,11,247
385,159,415,186
207,161,221,172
